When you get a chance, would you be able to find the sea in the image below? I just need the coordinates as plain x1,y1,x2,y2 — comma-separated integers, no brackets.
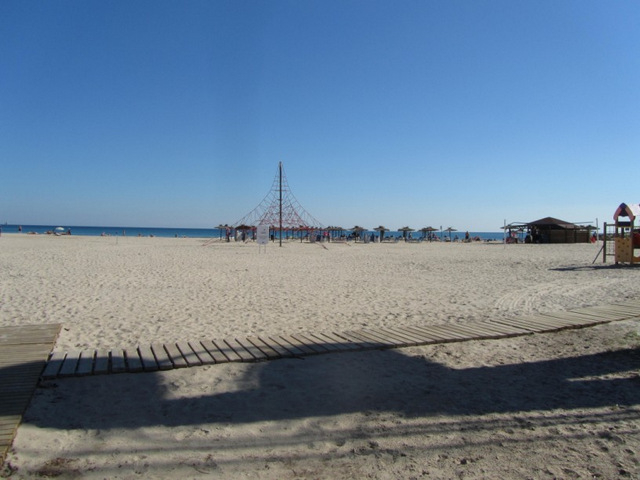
0,224,506,242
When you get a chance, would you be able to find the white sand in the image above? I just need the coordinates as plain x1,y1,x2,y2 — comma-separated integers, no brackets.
1,234,639,478
1,234,637,351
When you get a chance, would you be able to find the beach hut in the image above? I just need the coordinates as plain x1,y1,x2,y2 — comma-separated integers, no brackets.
526,217,592,244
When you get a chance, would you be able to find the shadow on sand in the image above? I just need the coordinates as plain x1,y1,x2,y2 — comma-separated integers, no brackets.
14,343,640,430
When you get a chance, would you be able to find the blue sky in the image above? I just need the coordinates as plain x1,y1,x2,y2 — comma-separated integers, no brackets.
1,1,638,231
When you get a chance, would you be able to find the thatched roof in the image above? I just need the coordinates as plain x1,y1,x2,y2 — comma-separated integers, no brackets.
527,217,581,229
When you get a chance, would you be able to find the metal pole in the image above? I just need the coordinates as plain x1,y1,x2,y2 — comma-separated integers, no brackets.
279,162,283,247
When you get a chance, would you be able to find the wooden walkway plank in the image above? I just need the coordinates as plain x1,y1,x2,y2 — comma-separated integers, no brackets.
110,349,127,373
212,339,244,362
582,305,640,318
426,325,473,342
399,326,447,343
619,300,640,309
540,311,605,323
453,322,516,339
76,351,95,376
124,348,143,373
521,315,590,330
593,303,640,313
587,305,637,318
311,332,360,351
345,330,394,347
274,335,318,355
41,351,65,379
138,345,159,372
381,326,428,345
245,337,282,359
151,344,174,370
492,316,557,332
536,313,596,328
363,327,418,347
457,322,517,338
235,338,269,361
0,324,60,467
176,342,202,367
297,333,342,352
200,340,231,363
564,307,613,319
58,351,80,377
339,331,385,349
475,321,531,336
291,334,333,353
163,343,189,368
407,325,460,342
424,323,496,340
223,338,255,362
568,307,628,320
93,350,110,375
393,326,447,344
490,316,547,332
259,336,299,358
188,341,216,365
509,315,574,329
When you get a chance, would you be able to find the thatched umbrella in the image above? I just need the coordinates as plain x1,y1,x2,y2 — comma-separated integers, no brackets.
374,226,388,242
235,224,254,242
420,226,438,240
326,226,344,241
445,227,457,241
216,224,230,240
351,226,366,242
398,226,415,241
427,226,438,241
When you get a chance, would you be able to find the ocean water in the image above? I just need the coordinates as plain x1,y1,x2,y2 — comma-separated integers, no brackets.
0,224,505,241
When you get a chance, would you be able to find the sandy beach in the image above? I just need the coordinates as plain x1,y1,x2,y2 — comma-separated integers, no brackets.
1,234,639,478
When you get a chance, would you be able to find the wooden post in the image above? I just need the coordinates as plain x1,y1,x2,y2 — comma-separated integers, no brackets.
603,222,607,263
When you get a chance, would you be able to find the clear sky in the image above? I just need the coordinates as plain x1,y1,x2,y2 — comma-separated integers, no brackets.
2,1,639,231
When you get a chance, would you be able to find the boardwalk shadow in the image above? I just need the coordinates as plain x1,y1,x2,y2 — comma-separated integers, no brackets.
22,344,640,430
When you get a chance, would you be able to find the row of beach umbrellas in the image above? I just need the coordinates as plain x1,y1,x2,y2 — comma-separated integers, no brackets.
380,226,457,240
216,224,459,240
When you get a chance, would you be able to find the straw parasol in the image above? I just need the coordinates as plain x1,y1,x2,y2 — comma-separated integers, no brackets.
216,224,230,240
420,226,438,240
326,226,344,240
351,226,366,242
374,226,388,241
235,224,254,241
445,227,457,240
398,226,415,241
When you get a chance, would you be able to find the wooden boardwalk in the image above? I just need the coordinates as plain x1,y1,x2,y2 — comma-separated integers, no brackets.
40,299,640,380
0,324,61,466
